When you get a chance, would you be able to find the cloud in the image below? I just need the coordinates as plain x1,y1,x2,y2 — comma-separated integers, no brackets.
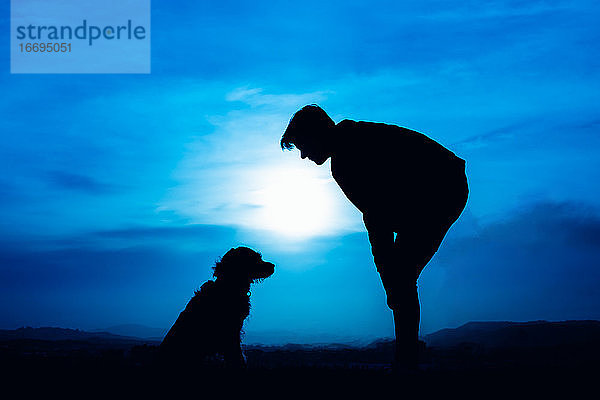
1,201,599,338
93,224,231,240
0,222,242,328
0,223,378,334
225,86,329,108
0,240,222,329
417,0,578,21
157,86,363,238
47,171,121,194
453,114,600,151
452,122,528,149
419,201,600,332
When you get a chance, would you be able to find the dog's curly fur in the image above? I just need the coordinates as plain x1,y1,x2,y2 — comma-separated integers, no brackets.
160,247,274,368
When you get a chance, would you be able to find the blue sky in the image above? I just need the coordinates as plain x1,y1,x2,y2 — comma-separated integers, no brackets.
1,0,599,343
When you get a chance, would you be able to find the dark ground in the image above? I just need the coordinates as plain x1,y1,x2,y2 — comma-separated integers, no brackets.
1,321,598,398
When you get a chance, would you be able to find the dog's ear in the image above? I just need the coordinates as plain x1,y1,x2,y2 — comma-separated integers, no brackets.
213,247,246,278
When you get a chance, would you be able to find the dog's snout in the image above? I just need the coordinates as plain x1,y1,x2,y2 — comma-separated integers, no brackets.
255,261,275,279
263,261,275,273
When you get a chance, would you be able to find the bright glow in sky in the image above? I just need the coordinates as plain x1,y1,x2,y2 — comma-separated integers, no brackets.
246,164,346,238
162,157,362,241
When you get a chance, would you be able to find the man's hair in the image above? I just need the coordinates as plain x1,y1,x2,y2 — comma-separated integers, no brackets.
280,104,335,150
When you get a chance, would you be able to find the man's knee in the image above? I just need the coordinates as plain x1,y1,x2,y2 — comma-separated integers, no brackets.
381,278,418,311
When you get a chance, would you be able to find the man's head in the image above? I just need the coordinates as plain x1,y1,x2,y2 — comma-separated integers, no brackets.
280,105,335,165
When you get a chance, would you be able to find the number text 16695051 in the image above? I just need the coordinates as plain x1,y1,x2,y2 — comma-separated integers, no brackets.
19,43,72,53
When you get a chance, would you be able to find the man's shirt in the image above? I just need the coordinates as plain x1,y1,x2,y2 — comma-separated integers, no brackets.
330,119,466,229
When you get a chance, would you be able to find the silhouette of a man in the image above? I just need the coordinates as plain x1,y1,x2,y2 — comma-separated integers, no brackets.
281,105,468,370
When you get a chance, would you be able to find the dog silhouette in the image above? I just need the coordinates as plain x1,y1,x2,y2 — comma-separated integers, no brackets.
160,247,275,368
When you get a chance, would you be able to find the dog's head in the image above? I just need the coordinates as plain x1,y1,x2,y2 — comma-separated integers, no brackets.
213,247,275,283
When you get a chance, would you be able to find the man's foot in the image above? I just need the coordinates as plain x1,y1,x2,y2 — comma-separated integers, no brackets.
393,340,427,374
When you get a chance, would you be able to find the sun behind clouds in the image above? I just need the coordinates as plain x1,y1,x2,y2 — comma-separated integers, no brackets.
247,163,354,238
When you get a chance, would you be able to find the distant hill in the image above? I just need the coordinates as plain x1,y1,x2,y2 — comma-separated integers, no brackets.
0,326,159,344
424,320,600,348
92,324,168,340
3,320,599,351
2,321,600,372
244,329,379,347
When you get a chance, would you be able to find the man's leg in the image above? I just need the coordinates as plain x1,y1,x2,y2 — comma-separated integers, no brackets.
393,216,461,366
391,280,419,371
364,216,418,369
365,214,458,370
365,174,469,370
